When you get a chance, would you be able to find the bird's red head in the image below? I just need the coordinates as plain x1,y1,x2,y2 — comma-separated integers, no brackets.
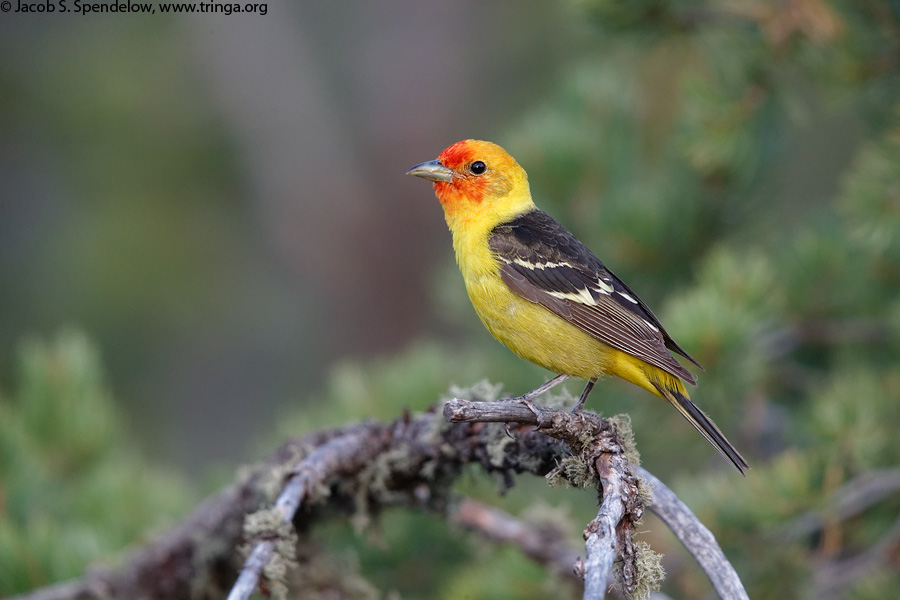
407,140,529,219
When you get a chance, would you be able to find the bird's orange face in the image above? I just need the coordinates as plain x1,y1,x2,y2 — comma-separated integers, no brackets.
407,140,529,221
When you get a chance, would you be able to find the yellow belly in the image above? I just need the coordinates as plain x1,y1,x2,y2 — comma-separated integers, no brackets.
468,272,685,398
451,221,684,400
464,269,613,380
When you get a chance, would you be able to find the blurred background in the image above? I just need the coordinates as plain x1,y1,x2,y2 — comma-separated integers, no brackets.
1,2,582,468
2,1,899,599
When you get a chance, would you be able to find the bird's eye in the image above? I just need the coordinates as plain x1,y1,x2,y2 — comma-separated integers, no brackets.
469,161,487,175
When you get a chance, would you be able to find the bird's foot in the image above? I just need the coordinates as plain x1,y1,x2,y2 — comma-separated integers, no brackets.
500,391,542,418
503,373,569,410
514,396,541,420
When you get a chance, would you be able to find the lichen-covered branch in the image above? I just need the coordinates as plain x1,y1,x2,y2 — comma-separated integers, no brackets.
581,453,630,600
444,398,654,599
7,426,352,600
228,425,393,600
11,390,744,600
11,394,567,600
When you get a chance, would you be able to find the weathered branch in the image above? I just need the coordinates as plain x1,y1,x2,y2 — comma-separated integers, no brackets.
451,497,582,584
12,394,744,600
582,453,631,600
11,401,566,600
8,426,350,600
445,398,648,599
638,468,749,600
227,425,394,600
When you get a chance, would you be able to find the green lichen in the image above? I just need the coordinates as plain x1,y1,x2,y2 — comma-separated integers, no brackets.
635,474,654,511
485,425,517,468
241,507,299,599
609,414,640,467
546,455,596,489
630,540,665,600
252,441,319,505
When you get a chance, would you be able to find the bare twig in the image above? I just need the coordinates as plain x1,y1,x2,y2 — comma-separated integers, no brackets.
443,398,612,451
638,467,749,600
226,543,277,600
451,494,683,600
443,397,551,425
451,498,582,583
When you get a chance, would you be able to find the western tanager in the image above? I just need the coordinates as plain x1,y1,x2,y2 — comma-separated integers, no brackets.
408,139,748,474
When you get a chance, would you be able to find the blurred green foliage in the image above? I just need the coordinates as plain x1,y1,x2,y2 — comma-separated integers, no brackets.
4,1,900,599
0,331,194,595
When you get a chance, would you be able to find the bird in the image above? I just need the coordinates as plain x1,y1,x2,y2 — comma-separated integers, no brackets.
407,139,748,474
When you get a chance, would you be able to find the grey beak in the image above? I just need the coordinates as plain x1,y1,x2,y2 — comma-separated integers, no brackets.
406,159,454,183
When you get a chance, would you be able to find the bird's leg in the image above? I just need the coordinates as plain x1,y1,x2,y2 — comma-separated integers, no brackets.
571,377,597,413
507,373,569,417
518,373,570,402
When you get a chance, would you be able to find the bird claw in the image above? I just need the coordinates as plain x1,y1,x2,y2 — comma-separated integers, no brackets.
517,397,541,420
501,393,542,420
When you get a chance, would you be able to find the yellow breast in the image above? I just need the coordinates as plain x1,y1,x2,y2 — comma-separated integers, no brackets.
451,221,615,381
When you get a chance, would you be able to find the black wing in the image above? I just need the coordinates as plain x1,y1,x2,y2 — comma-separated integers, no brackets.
488,210,701,385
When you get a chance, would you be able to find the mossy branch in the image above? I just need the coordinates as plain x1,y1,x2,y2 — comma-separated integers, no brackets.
443,397,656,599
10,390,745,600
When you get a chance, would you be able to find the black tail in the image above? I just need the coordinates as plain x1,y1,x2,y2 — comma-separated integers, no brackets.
654,384,749,475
